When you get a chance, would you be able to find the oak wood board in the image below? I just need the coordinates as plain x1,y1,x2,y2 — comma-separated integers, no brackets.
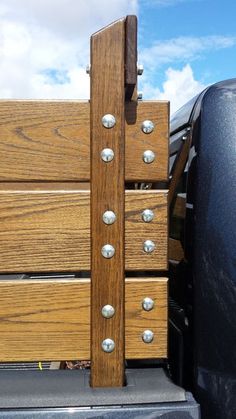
0,188,168,272
0,278,168,362
0,101,169,181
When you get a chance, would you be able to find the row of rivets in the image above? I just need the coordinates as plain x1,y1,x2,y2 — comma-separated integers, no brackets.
101,148,155,164
101,240,155,259
102,116,155,135
101,113,116,354
103,209,154,225
102,330,154,352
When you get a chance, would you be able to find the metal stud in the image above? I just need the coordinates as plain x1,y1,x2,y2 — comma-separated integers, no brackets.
142,297,154,311
101,244,115,259
137,64,144,75
102,338,115,353
101,148,114,162
103,210,116,225
137,91,143,100
141,120,155,134
86,64,90,74
143,150,155,164
142,330,154,343
102,114,116,129
143,240,155,253
142,209,154,223
101,305,115,319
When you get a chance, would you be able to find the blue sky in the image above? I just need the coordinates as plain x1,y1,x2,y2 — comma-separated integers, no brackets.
0,0,235,113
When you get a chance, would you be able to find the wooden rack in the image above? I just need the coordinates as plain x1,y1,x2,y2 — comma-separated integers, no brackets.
0,16,169,388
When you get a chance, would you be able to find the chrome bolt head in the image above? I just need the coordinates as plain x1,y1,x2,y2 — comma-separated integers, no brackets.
101,148,114,162
103,210,116,225
102,114,116,129
142,330,154,343
142,209,154,223
137,64,144,75
141,120,155,134
101,305,115,319
142,297,154,311
137,91,143,100
86,64,90,74
101,244,115,259
143,150,155,164
143,240,155,253
102,338,115,353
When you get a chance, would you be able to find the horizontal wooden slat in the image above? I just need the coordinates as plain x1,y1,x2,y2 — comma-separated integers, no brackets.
0,277,168,361
0,187,168,272
125,190,168,270
0,100,169,181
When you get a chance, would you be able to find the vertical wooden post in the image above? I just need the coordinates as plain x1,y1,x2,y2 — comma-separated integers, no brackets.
90,18,126,387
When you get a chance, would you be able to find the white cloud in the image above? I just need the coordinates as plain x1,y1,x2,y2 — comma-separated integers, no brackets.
0,0,137,99
142,64,206,114
140,35,236,69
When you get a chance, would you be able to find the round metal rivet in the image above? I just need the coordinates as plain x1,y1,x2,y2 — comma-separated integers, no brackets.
141,120,155,134
143,150,155,164
101,244,115,259
142,297,154,311
103,210,116,225
143,240,155,253
86,64,90,74
142,330,154,343
101,148,114,162
142,209,154,223
137,64,144,75
101,305,115,319
102,338,115,353
137,91,143,100
102,114,116,129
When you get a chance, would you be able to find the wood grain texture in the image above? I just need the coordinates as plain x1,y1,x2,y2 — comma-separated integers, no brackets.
125,15,137,100
125,190,168,270
0,188,168,272
173,193,186,218
169,238,184,262
0,278,167,362
0,187,90,273
0,100,169,181
90,18,125,387
126,101,169,181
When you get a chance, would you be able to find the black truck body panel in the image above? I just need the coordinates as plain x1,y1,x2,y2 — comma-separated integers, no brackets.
170,79,236,419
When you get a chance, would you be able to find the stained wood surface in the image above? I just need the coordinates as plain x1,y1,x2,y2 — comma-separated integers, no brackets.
125,15,137,100
90,18,125,387
125,190,168,270
173,193,186,218
0,100,168,181
0,278,167,362
169,238,184,262
0,188,168,272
